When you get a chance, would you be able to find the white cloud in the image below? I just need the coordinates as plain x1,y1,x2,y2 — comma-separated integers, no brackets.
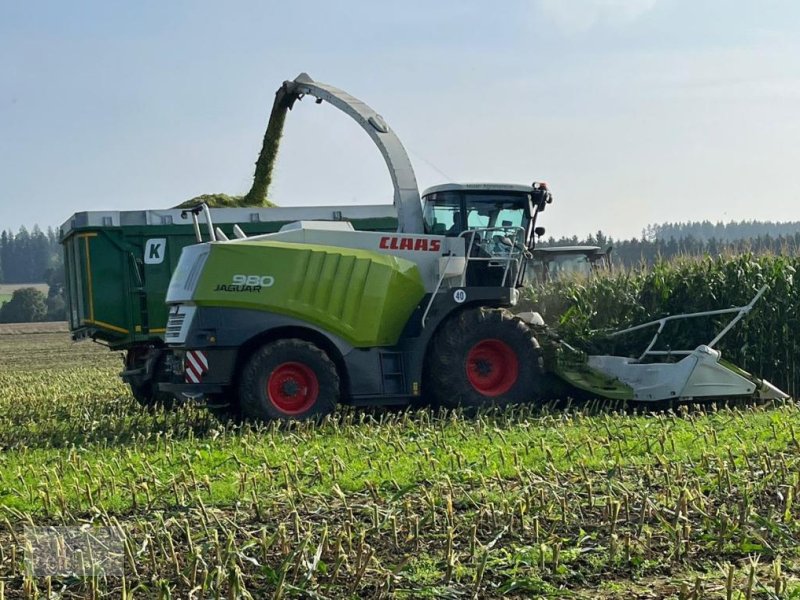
537,0,659,33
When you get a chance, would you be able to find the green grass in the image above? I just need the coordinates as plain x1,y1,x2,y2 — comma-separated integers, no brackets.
2,331,800,597
0,293,9,307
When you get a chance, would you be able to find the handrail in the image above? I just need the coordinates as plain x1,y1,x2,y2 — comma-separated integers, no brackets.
607,284,769,361
461,226,527,287
202,205,216,242
191,216,202,242
421,253,454,328
180,203,217,243
420,226,527,328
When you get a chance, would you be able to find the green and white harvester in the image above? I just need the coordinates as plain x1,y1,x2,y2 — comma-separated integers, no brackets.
63,74,788,419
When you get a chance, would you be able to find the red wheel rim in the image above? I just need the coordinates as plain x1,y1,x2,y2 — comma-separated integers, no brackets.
465,339,519,397
267,362,319,414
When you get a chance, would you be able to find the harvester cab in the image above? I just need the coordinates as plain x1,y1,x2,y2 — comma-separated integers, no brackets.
525,245,613,285
422,182,552,288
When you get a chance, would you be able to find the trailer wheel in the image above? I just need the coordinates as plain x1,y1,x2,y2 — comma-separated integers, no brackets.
125,348,174,409
426,307,543,409
239,339,339,421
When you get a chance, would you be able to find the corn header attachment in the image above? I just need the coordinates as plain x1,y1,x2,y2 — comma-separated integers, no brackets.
552,285,789,403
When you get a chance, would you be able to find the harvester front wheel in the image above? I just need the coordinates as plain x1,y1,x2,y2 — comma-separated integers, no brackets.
239,339,339,421
426,308,543,409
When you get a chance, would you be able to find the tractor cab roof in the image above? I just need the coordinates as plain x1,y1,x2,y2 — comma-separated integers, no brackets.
422,183,535,196
533,246,605,256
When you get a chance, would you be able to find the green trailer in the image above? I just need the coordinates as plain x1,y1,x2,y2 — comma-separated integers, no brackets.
60,204,397,404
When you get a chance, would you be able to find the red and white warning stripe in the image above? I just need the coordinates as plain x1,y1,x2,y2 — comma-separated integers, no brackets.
184,350,208,383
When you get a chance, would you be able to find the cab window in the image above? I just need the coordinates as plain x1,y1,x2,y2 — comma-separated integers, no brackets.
423,193,461,235
495,208,524,228
423,191,530,237
467,211,489,228
464,195,527,232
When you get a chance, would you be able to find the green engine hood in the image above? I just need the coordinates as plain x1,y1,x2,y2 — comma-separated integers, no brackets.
193,240,425,347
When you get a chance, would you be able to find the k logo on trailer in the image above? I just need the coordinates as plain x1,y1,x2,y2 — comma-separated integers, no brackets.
145,239,167,265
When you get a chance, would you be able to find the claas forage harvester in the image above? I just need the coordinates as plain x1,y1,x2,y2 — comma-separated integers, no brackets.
62,74,788,419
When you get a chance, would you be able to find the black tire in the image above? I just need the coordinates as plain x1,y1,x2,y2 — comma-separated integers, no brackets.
125,348,174,410
239,339,340,421
425,307,544,409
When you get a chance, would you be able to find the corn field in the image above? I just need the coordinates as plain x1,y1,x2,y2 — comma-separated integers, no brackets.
529,254,799,398
2,318,800,597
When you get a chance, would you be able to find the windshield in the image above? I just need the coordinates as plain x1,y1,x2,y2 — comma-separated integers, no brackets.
548,254,593,278
423,191,529,237
465,196,526,230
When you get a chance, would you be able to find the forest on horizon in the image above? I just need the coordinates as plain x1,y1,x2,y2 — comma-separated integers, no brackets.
1,219,800,285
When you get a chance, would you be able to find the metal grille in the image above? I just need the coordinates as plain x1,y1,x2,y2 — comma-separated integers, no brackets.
165,312,186,340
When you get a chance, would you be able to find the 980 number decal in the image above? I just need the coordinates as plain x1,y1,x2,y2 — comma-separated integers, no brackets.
232,275,275,287
214,274,275,292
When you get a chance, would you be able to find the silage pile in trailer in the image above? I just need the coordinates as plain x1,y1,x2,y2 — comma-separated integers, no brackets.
175,193,277,209
174,101,284,209
529,255,799,397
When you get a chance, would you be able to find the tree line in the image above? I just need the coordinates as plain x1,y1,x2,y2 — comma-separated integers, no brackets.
0,226,62,284
644,220,800,242
543,230,800,269
0,226,65,323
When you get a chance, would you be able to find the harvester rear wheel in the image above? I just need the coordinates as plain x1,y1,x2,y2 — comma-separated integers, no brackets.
239,339,339,421
426,307,543,409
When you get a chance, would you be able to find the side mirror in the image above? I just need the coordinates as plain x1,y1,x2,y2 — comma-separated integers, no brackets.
531,182,553,210
534,226,546,237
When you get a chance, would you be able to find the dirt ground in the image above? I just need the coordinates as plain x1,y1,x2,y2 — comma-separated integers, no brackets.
0,320,67,335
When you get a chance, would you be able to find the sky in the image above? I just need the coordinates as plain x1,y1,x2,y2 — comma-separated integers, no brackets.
2,0,800,240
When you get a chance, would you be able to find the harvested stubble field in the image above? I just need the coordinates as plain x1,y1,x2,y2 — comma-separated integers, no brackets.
1,330,800,598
